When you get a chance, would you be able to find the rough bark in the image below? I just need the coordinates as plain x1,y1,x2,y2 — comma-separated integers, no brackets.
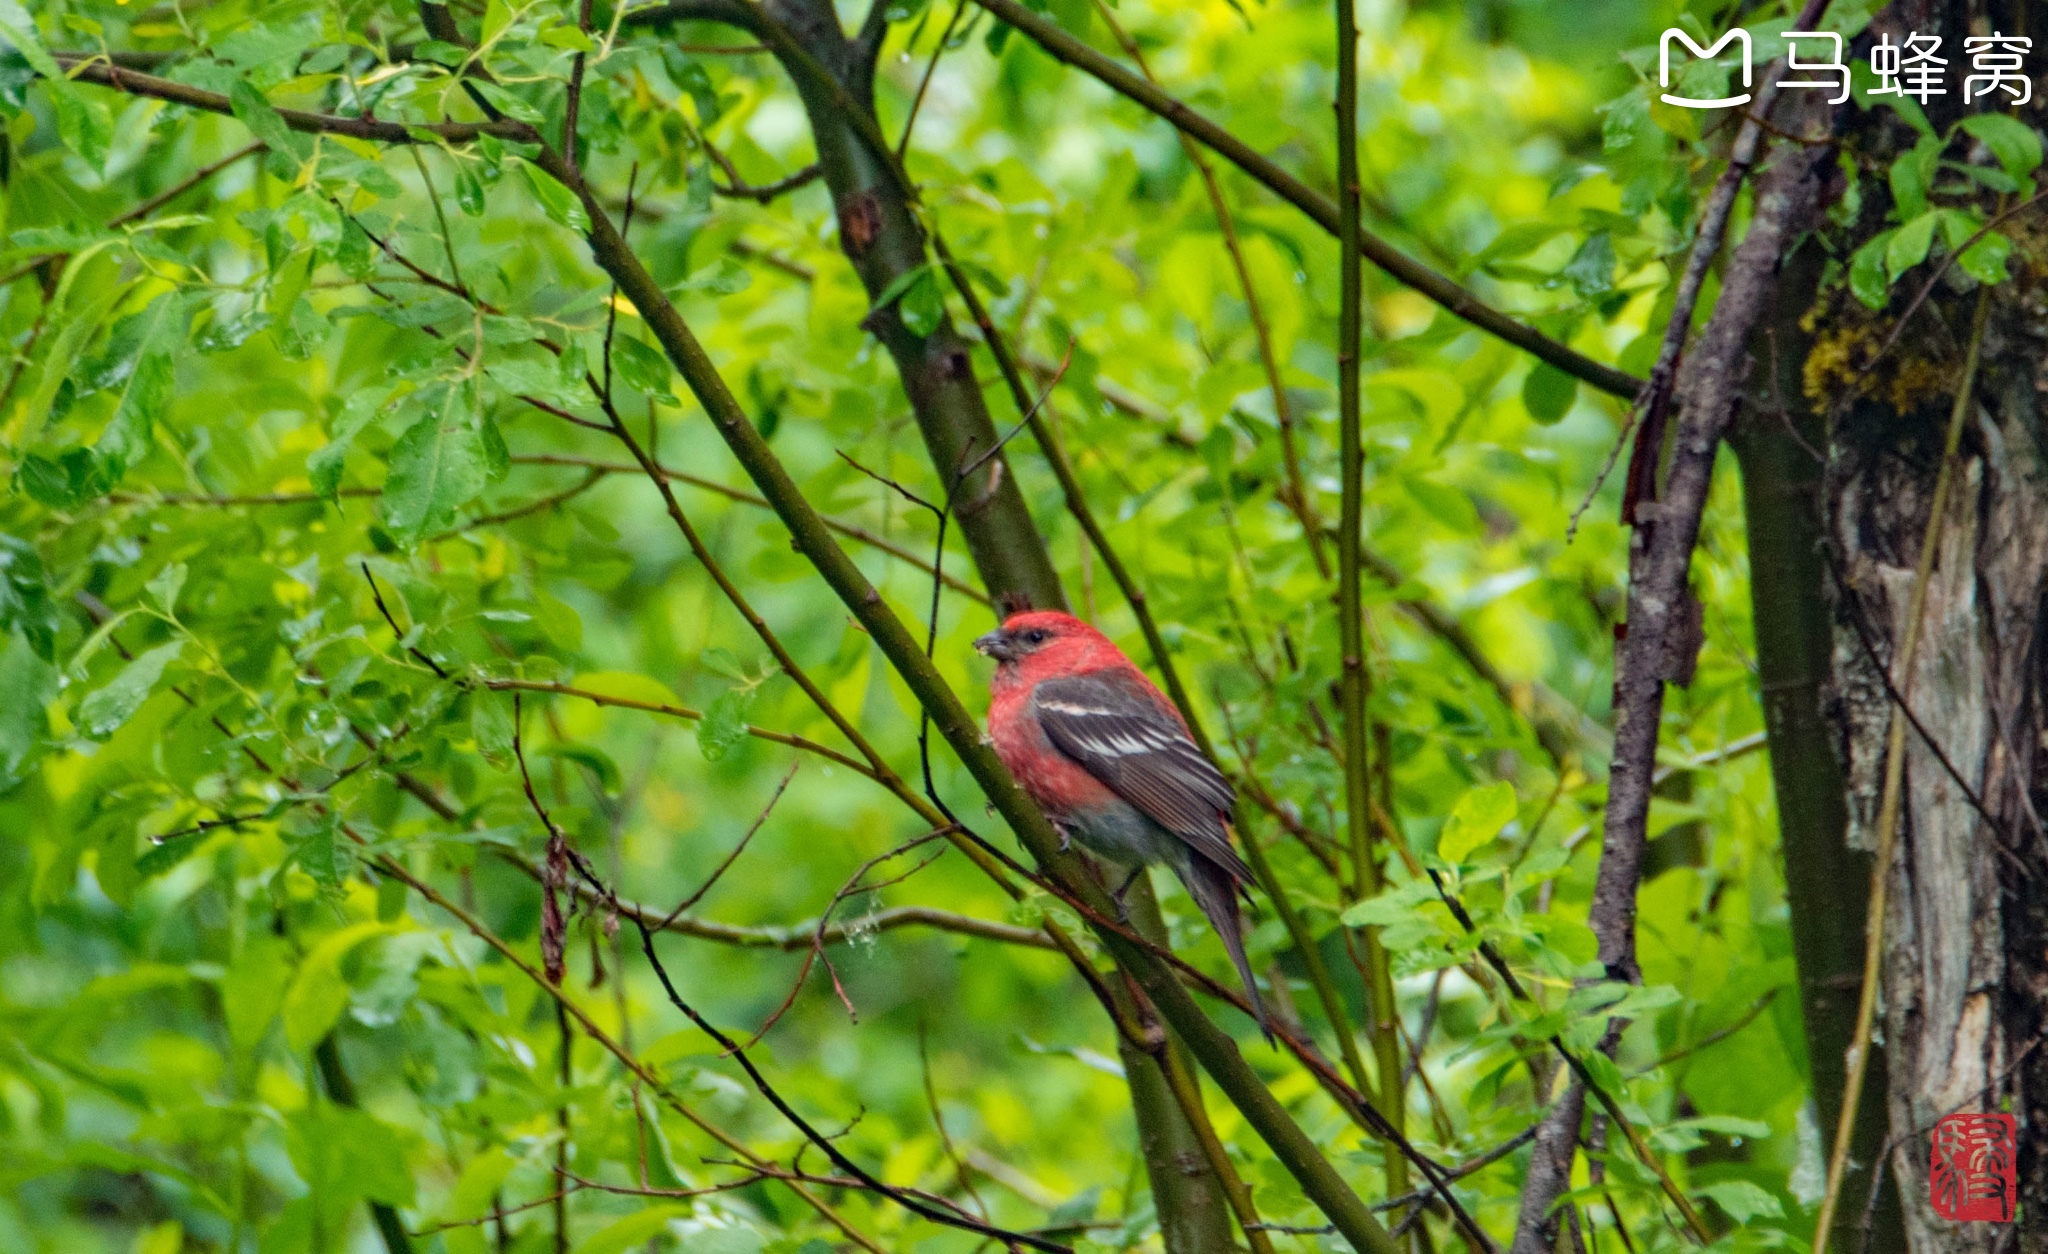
1508,1080,1583,1254
1728,241,1901,1254
1803,5,2048,1248
1826,352,2048,1252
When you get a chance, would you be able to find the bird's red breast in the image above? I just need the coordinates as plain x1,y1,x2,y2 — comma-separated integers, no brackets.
988,669,1126,818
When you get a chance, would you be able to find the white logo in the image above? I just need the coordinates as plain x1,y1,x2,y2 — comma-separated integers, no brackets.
1781,31,1850,105
1660,28,1752,109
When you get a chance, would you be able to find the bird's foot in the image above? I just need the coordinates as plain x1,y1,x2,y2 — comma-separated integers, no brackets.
1056,825,1073,853
1111,866,1145,921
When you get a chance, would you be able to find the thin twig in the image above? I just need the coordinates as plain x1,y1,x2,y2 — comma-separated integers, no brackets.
918,1024,992,1220
896,0,968,160
657,763,800,926
552,837,1073,1252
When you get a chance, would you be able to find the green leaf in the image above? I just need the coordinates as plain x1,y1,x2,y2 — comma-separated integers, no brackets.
572,1207,687,1254
48,80,111,170
292,815,353,890
0,535,59,661
1562,231,1615,297
1888,139,1935,220
0,0,60,77
663,53,725,126
873,262,933,309
541,25,596,52
1885,211,1937,280
0,628,58,785
1936,208,1979,251
1698,1181,1783,1224
75,641,181,740
1957,229,2012,284
91,292,194,487
698,687,753,761
227,80,304,162
1521,362,1577,425
1849,232,1892,307
309,388,390,500
539,741,622,793
146,561,186,616
612,336,674,398
442,1146,520,1224
1958,112,2043,181
480,0,514,45
517,159,591,231
1048,1185,1101,1228
470,690,514,771
471,81,548,126
281,921,395,1052
287,1104,416,1208
380,391,503,544
899,270,944,337
1339,880,1434,929
1437,780,1517,864
455,164,487,217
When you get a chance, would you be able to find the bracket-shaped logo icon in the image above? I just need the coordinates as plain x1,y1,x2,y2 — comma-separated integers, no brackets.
1660,28,1752,109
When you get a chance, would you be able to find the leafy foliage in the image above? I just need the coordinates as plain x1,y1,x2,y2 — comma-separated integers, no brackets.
0,0,1880,1250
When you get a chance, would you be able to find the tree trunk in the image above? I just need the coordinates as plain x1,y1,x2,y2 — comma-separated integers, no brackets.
1824,339,2048,1251
1807,5,2048,1244
1729,239,1902,1254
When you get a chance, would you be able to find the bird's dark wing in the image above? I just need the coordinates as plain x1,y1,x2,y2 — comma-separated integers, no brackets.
1030,671,1249,881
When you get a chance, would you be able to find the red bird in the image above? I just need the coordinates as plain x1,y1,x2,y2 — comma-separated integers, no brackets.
976,610,1268,1034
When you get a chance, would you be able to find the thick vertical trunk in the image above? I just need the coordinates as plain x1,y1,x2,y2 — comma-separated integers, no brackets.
1811,5,2048,1242
1825,361,2048,1251
1730,241,1902,1254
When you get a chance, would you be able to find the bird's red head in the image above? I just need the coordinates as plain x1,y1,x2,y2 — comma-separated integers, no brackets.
973,610,1125,675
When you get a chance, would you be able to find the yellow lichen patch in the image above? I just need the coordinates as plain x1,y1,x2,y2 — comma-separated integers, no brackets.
1802,291,1963,416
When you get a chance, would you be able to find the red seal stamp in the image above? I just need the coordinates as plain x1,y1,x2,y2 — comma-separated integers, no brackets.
1929,1112,2017,1222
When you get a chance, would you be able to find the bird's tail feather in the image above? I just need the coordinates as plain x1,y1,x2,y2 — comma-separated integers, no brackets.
1182,857,1272,1043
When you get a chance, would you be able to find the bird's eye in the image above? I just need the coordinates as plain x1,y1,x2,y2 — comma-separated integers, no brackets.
1024,629,1047,644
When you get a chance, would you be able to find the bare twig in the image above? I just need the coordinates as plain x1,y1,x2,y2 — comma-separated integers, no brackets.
897,0,968,160
657,763,800,926
551,837,1073,1252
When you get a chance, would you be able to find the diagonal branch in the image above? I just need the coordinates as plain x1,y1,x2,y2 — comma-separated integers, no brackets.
1621,0,1832,525
1509,88,1838,1254
54,55,532,144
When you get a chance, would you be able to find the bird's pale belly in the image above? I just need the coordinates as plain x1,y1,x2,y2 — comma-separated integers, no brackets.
1058,796,1186,871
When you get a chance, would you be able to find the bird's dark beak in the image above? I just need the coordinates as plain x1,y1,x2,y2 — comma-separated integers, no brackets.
973,629,1015,662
